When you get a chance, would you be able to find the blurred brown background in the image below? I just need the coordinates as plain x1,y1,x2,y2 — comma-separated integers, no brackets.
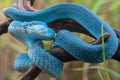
0,0,120,80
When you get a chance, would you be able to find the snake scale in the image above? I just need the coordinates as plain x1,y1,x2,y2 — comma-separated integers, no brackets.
4,3,118,77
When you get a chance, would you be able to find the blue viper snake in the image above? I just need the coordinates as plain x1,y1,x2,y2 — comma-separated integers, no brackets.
4,3,118,77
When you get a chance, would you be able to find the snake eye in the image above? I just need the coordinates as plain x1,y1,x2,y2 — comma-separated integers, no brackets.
29,24,33,26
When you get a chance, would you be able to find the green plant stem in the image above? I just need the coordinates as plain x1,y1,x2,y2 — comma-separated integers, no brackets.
73,66,120,78
98,69,104,80
102,24,111,80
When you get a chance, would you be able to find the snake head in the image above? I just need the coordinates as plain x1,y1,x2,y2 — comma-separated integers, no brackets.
8,21,55,40
22,21,55,40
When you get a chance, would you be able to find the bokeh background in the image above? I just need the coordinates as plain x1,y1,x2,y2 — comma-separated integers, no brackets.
0,0,120,80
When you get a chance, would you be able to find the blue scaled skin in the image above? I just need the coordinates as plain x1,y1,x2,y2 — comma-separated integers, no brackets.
5,3,118,77
8,21,55,47
8,21,63,77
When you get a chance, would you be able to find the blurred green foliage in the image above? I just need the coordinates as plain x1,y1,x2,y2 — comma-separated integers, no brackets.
0,0,120,80
4,0,11,7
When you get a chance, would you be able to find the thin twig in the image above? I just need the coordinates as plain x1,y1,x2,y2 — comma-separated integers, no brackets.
17,0,36,11
19,65,42,80
23,0,36,11
0,18,12,35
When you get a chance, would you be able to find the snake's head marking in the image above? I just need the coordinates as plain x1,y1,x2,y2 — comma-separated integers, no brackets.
8,21,55,40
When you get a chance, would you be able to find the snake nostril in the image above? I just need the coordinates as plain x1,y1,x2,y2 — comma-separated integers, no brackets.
23,26,27,29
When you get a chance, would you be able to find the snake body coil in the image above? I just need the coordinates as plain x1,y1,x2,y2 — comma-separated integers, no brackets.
4,3,118,77
8,21,63,77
